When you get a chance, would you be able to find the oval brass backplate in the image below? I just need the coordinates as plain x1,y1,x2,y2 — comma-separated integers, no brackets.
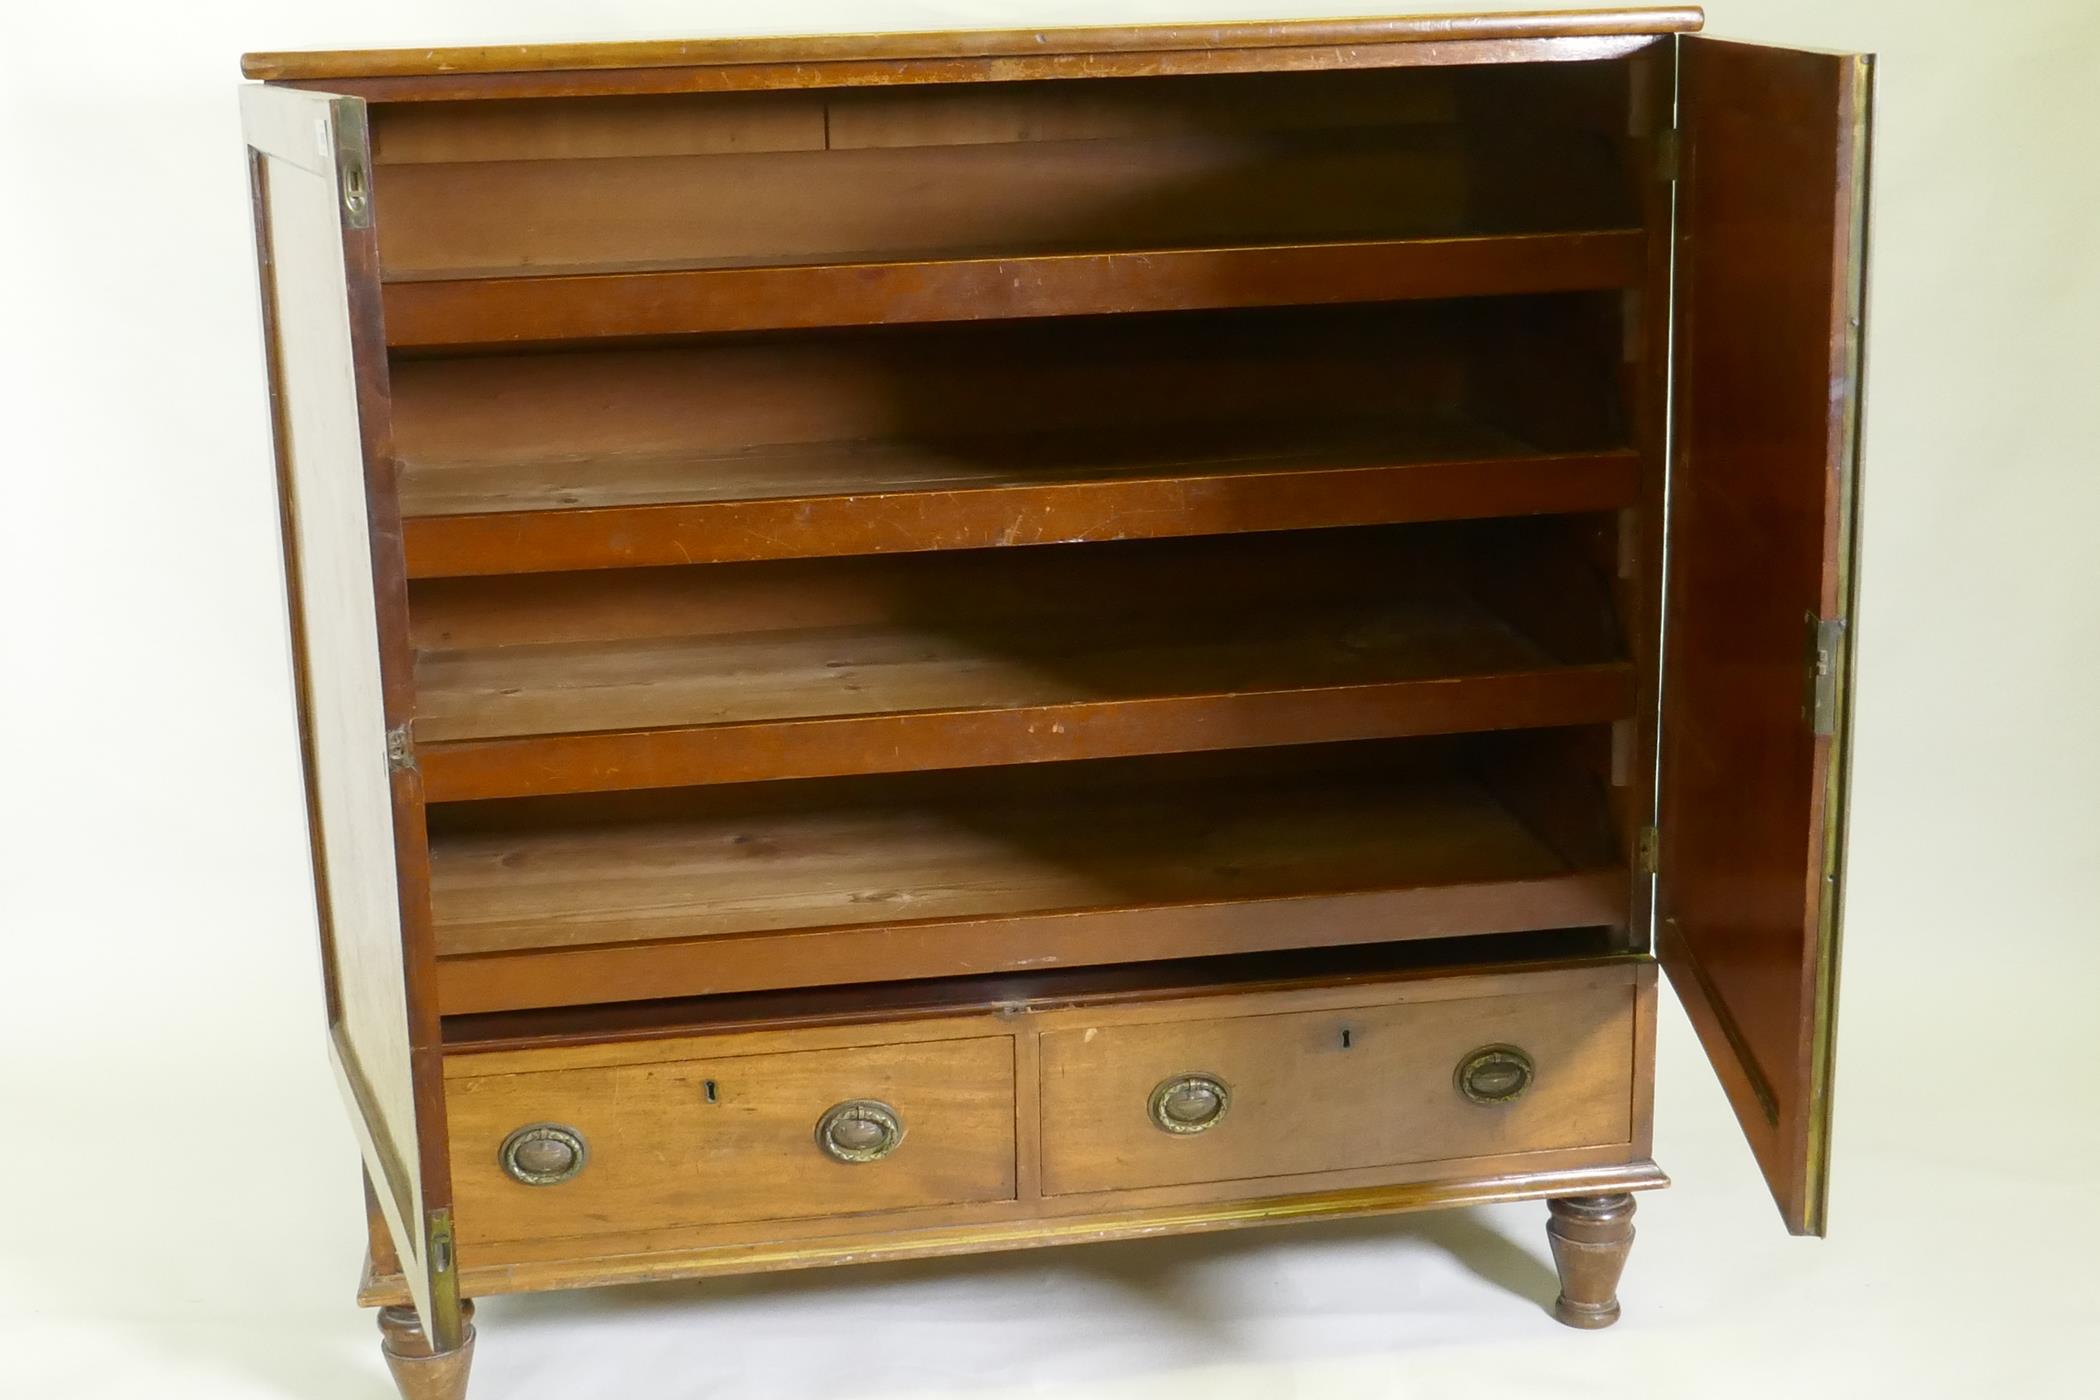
1149,1073,1232,1134
1455,1044,1536,1105
499,1122,589,1186
816,1099,904,1163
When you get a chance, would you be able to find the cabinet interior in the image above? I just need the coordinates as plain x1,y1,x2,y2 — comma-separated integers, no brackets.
368,56,1661,1031
425,730,1629,1016
370,64,1639,280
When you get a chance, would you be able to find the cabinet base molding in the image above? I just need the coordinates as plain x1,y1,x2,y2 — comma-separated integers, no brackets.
359,1160,1668,1306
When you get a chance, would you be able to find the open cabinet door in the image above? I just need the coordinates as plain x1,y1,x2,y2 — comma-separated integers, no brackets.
1659,37,1872,1236
244,88,462,1343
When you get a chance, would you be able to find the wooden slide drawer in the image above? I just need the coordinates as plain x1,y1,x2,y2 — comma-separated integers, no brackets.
1039,976,1636,1196
447,1035,1016,1246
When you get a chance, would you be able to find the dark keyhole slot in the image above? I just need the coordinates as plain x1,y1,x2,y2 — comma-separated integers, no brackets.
703,1079,718,1104
1340,1028,1354,1050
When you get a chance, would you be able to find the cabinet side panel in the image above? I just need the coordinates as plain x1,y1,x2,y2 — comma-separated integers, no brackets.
246,85,453,1335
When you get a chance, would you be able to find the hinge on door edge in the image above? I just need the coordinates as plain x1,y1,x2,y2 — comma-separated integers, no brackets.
1805,614,1847,737
1635,825,1660,875
386,724,417,773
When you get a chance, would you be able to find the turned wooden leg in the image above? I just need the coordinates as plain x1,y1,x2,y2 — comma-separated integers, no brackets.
378,1300,476,1400
1546,1195,1636,1329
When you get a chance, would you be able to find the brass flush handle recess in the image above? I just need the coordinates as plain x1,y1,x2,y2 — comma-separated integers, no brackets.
342,159,368,219
499,1123,589,1186
1149,1073,1232,1134
1456,1044,1536,1105
817,1099,904,1163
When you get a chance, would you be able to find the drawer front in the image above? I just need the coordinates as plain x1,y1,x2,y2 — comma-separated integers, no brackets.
448,1035,1016,1245
1039,980,1635,1196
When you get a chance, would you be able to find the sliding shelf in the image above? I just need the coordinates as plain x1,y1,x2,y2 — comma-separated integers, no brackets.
399,418,1640,577
429,761,1630,1015
381,230,1645,348
412,588,1633,801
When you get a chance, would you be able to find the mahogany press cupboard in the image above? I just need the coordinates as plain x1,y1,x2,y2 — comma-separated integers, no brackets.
239,9,1869,1395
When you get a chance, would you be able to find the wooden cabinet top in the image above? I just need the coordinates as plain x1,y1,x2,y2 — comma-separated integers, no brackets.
243,7,1706,86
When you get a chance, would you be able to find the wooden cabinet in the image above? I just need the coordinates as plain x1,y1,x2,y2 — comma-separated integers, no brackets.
240,8,1871,1393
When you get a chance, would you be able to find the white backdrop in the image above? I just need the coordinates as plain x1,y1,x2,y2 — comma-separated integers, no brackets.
3,2,2096,1396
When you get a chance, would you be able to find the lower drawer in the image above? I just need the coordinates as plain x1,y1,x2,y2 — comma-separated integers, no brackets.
427,956,1650,1284
1039,976,1637,1196
446,1034,1017,1247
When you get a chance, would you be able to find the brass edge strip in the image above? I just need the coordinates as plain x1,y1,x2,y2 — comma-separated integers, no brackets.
1801,50,1875,1239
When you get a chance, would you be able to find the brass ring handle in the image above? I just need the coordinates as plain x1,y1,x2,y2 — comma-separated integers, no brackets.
1149,1073,1232,1134
816,1099,904,1163
1455,1044,1536,1105
499,1123,588,1186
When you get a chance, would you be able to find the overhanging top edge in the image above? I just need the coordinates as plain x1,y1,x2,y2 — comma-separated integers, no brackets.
242,8,1705,82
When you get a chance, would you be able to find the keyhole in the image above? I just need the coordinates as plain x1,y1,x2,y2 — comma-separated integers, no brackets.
1340,1027,1354,1050
703,1079,718,1104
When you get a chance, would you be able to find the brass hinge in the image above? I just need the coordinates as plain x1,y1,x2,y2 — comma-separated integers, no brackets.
1805,614,1847,737
386,724,417,773
1635,825,1660,875
1654,127,1682,184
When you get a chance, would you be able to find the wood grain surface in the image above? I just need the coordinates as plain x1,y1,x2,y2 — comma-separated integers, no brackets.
387,959,1655,1299
1658,37,1870,1238
447,1035,1016,1245
425,743,1630,1012
245,10,1705,81
382,231,1645,347
1040,980,1637,1194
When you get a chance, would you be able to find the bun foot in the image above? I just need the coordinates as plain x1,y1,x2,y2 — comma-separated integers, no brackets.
1546,1194,1636,1329
379,1301,476,1400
